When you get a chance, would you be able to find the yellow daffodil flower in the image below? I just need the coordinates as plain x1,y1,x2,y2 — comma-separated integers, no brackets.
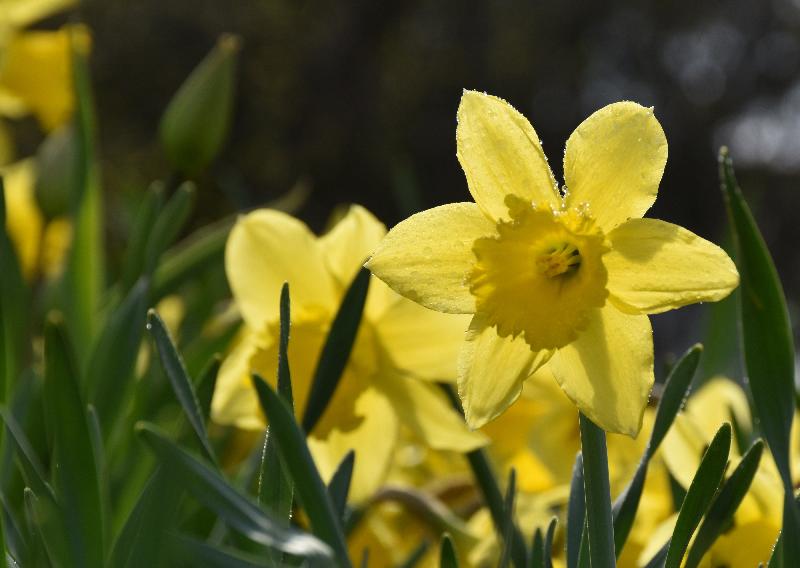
367,90,739,436
211,205,486,502
0,0,80,131
2,158,41,278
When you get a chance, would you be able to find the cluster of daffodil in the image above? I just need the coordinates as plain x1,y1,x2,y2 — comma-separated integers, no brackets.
1,3,797,565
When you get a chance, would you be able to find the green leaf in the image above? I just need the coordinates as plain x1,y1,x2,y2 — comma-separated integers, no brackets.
498,468,519,568
151,216,233,301
440,533,458,568
664,423,731,568
136,422,332,560
327,450,354,523
566,453,584,568
542,517,557,568
302,267,370,433
86,278,149,430
62,31,104,362
0,407,54,503
258,284,294,528
579,413,614,568
109,468,182,568
530,529,544,568
170,533,273,567
23,487,69,568
684,439,764,568
120,183,164,292
43,316,105,567
147,309,217,465
1,496,26,566
196,355,221,423
613,344,702,555
719,148,799,565
251,375,351,567
143,181,196,275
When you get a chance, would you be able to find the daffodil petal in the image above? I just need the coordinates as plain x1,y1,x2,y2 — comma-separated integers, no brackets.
549,305,654,437
2,159,43,280
210,330,266,431
1,0,76,28
456,90,559,221
375,298,470,381
366,202,494,314
225,209,337,330
563,102,667,231
308,388,398,503
458,317,552,429
375,371,486,451
606,218,739,314
319,204,387,287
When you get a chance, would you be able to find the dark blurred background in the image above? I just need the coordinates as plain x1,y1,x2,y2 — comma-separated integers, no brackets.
26,0,800,377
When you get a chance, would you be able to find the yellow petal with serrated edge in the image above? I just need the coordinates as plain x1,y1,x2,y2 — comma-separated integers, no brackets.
456,90,559,221
375,370,486,452
375,297,469,381
366,202,494,314
225,209,337,330
563,102,667,231
606,218,739,314
458,316,552,429
308,388,398,503
549,304,654,437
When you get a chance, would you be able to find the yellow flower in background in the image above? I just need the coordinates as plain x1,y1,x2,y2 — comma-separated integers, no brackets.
2,158,41,278
367,90,739,436
211,205,486,502
660,377,787,567
0,0,82,132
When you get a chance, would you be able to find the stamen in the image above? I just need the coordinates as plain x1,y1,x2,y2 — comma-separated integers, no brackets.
536,242,582,278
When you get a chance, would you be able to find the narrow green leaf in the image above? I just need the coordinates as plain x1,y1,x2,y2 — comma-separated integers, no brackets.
109,468,182,568
302,267,370,433
575,520,589,568
136,422,332,560
258,284,294,532
251,375,351,567
543,517,557,568
613,344,702,554
720,149,800,565
170,533,273,567
147,309,217,465
684,439,763,567
579,413,614,568
196,354,221,423
643,542,669,568
440,533,458,568
566,453,585,568
44,316,105,567
664,423,731,568
151,215,233,301
0,408,54,502
143,181,196,275
23,487,69,568
530,529,544,568
86,278,149,429
63,32,104,362
327,450,355,522
121,183,164,291
498,468,519,568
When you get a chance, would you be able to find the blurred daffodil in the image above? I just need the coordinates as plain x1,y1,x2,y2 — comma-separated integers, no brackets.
211,205,486,501
367,90,739,436
0,0,82,132
661,377,785,566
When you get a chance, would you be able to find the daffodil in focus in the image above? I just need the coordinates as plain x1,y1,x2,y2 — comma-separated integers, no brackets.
367,90,739,435
0,0,81,131
211,205,486,501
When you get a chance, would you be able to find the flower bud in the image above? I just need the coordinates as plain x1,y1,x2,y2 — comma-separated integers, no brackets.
35,124,79,219
159,34,240,175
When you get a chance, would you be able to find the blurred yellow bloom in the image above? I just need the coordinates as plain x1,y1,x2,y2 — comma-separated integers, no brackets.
0,0,82,131
661,377,784,567
2,158,41,278
211,205,486,502
367,90,739,436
